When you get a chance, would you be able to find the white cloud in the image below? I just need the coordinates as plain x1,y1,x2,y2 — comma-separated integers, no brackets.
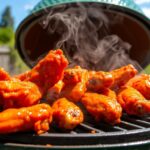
24,3,34,11
134,0,150,4
142,7,150,18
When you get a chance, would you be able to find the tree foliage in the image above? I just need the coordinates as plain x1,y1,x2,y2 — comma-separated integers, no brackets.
0,27,14,44
0,6,29,74
0,6,14,28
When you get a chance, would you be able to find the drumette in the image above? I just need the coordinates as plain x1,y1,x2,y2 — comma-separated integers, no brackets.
117,86,150,116
0,103,53,134
52,98,84,130
81,92,122,125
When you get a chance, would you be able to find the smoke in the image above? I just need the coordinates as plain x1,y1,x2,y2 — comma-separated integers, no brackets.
40,3,142,71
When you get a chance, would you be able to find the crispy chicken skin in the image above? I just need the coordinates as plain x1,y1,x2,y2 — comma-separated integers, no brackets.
100,88,117,99
60,66,88,102
0,103,53,134
126,74,150,99
52,98,84,129
117,86,150,116
0,67,11,81
47,65,136,103
63,66,89,85
86,65,137,92
47,81,86,103
81,92,122,125
60,82,87,103
87,71,114,92
16,49,68,95
46,80,65,104
110,64,138,90
0,81,42,109
47,66,88,103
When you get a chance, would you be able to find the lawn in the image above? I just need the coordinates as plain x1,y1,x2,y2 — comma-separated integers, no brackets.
144,64,150,74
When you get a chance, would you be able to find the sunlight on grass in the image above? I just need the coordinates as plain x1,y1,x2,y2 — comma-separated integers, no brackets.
144,64,150,74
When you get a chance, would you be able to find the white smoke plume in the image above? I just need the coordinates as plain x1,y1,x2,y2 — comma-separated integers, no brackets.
40,3,142,71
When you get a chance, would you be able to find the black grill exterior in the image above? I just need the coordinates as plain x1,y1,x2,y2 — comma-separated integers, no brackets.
0,114,150,149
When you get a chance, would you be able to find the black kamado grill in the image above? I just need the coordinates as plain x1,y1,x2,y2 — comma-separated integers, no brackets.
1,0,150,149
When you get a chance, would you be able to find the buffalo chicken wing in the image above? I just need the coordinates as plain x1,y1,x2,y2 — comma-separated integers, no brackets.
110,64,137,90
126,74,150,99
47,66,88,103
0,67,11,81
117,86,150,116
87,71,114,92
52,98,84,129
0,103,53,134
16,49,68,95
81,92,122,124
0,81,42,109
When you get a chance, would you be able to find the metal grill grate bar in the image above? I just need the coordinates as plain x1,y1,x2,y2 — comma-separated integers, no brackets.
95,123,127,132
79,123,104,133
70,131,77,134
123,118,150,127
119,120,145,129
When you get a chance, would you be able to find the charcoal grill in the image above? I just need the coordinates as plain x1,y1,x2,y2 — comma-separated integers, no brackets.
10,0,150,149
1,114,150,149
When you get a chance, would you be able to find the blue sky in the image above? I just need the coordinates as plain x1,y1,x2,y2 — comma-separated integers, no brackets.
0,0,39,28
0,0,150,29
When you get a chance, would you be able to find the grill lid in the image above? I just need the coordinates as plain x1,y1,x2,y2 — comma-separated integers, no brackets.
15,2,150,69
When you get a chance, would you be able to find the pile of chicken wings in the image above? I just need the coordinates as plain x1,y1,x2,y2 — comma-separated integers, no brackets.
0,49,150,135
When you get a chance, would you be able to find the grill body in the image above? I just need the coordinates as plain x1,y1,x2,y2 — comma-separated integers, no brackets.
1,114,150,149
13,0,150,149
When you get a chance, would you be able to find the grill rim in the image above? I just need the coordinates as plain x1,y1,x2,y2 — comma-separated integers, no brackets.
1,123,150,147
12,2,150,148
1,139,150,149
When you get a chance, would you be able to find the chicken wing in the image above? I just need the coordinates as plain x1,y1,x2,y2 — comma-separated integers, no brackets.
110,64,138,90
52,98,84,130
61,66,88,102
47,66,88,103
59,82,87,103
126,74,150,99
46,64,137,103
16,49,68,95
117,86,150,116
86,71,114,92
46,80,65,104
63,66,88,85
0,67,11,81
81,92,122,125
100,88,117,99
0,81,42,109
0,103,53,134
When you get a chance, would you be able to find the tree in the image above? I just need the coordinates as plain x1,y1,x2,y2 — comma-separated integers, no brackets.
0,6,14,28
0,27,14,44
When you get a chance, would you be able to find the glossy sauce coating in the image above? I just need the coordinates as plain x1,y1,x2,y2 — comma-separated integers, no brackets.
81,92,122,125
0,67,11,81
126,74,150,99
87,71,114,92
46,80,65,104
52,98,84,129
110,64,137,90
47,66,88,103
100,88,117,99
16,49,68,95
0,103,53,134
117,86,150,116
0,81,42,109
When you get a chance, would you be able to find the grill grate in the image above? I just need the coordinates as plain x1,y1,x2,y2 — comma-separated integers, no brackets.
0,113,150,148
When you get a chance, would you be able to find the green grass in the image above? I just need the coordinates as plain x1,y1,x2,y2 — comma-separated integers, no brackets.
144,64,150,74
